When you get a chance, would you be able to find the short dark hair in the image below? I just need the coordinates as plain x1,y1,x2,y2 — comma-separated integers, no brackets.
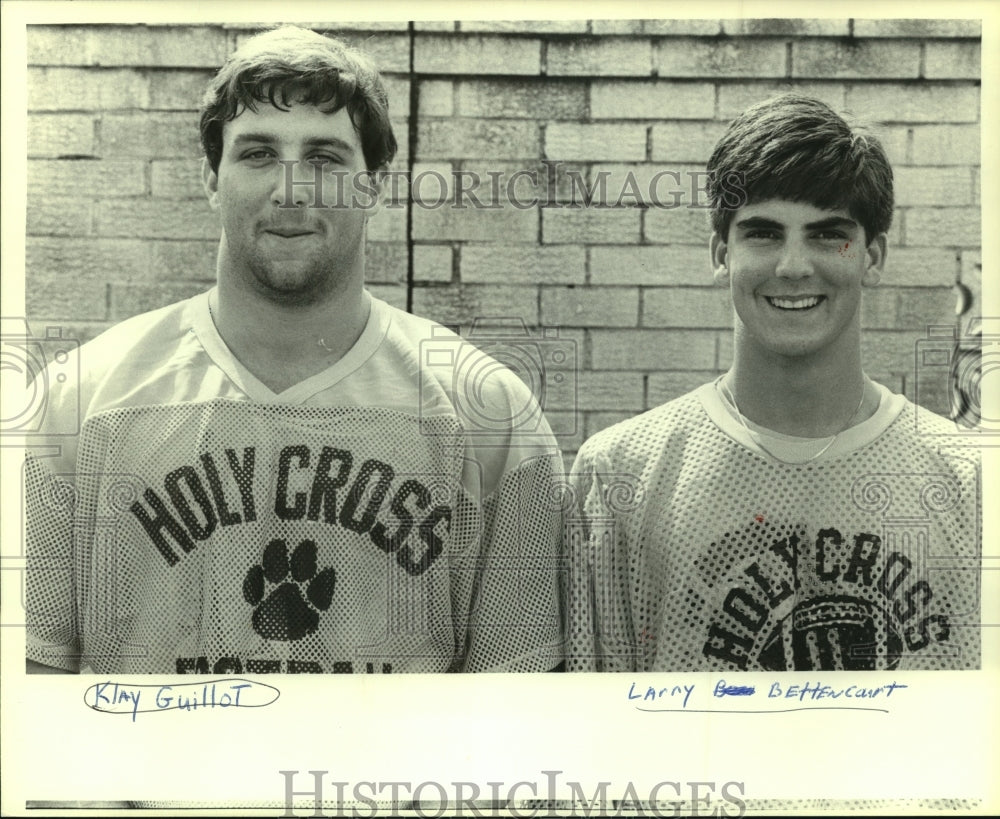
706,93,894,244
199,25,397,173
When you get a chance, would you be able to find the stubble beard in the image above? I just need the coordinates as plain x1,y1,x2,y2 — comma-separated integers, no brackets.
219,219,366,307
240,234,365,308
247,253,330,306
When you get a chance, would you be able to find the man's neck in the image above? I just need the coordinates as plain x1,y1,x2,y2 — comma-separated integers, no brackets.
210,275,370,394
724,339,873,438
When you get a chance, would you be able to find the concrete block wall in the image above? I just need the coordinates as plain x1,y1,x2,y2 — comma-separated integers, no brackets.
25,19,982,463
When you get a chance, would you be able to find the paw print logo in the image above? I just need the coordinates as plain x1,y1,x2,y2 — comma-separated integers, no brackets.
242,538,336,641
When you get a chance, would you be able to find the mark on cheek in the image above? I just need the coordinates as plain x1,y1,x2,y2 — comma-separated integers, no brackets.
837,241,859,260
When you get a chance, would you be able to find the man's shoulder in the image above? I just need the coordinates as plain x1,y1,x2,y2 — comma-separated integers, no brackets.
381,301,514,369
886,396,983,469
63,295,204,407
77,295,200,373
22,295,204,450
373,298,560,482
378,300,540,406
576,385,708,463
375,296,442,338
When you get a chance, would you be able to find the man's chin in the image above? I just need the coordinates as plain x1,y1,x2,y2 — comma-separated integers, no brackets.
249,264,331,302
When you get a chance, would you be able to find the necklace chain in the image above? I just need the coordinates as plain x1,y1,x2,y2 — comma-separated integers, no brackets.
716,376,867,464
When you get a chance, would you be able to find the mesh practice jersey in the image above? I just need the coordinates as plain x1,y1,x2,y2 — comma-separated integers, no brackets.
25,291,564,674
567,382,981,672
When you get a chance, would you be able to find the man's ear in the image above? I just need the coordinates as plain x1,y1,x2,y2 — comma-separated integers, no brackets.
202,158,220,210
862,232,888,287
710,232,730,287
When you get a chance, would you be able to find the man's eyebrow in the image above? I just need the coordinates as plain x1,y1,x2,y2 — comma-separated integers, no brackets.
733,215,860,231
734,216,783,230
302,137,356,153
231,133,356,153
232,132,278,145
804,216,858,231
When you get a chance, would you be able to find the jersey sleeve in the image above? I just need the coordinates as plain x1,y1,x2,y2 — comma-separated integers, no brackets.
564,439,640,673
25,455,81,671
23,355,87,672
454,369,566,672
460,449,565,672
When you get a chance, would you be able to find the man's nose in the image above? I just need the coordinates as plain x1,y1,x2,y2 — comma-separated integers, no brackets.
272,159,323,208
774,239,813,279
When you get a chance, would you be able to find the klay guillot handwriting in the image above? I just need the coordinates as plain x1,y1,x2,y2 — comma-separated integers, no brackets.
85,678,279,721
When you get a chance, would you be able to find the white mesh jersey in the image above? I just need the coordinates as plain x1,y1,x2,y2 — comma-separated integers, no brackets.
567,382,981,672
25,291,564,674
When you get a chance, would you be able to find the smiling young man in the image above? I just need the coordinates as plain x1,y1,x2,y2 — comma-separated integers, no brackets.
25,26,564,674
566,94,980,672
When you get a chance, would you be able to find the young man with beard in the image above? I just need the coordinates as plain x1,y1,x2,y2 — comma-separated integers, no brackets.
566,94,980,672
25,26,564,675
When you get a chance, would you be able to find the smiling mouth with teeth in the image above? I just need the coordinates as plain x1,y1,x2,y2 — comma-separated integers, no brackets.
766,296,824,310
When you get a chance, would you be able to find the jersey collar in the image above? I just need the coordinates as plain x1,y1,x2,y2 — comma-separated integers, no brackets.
190,289,390,404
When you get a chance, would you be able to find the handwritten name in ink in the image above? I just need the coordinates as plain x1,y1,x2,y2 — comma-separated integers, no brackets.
627,679,908,712
627,682,695,708
84,678,280,721
763,680,907,702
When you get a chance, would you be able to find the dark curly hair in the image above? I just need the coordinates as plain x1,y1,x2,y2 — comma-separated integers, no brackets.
199,25,397,174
